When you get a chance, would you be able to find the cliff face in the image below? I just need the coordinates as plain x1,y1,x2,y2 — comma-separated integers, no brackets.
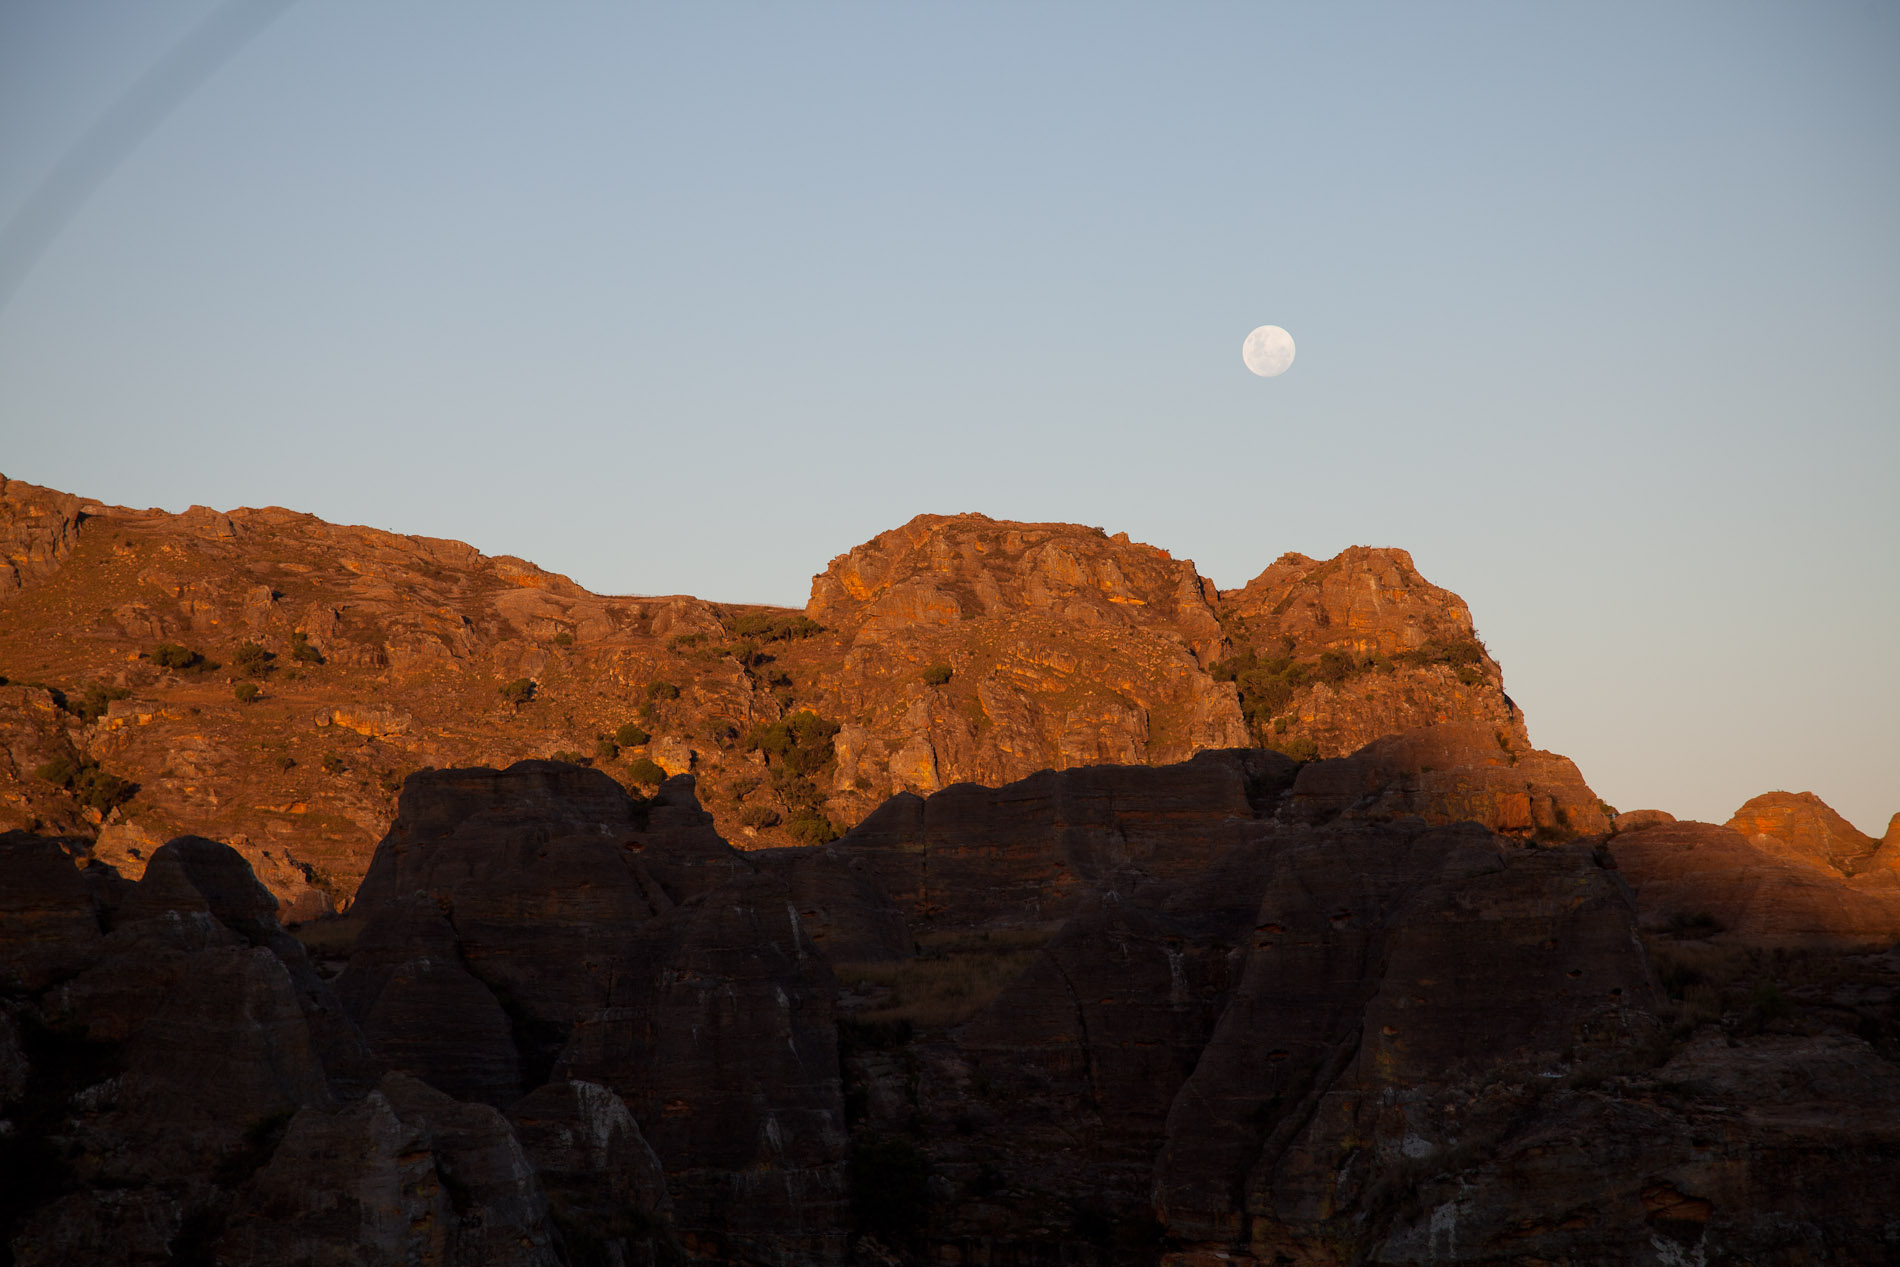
7,744,1894,1266
0,480,1527,914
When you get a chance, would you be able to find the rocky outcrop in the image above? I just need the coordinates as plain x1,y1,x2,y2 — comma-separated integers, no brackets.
1610,816,1900,947
336,761,867,1261
1283,720,1612,839
0,476,85,602
0,477,1541,916
807,515,1250,817
1726,789,1883,876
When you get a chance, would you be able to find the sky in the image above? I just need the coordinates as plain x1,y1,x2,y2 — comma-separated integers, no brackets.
0,2,1895,832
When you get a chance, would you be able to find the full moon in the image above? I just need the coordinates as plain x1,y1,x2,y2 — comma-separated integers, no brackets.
1242,325,1296,377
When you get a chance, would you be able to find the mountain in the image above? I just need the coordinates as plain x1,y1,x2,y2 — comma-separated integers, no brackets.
0,477,1538,915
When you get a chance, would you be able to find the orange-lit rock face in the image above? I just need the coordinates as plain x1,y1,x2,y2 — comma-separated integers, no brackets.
0,477,1542,911
1725,790,1882,876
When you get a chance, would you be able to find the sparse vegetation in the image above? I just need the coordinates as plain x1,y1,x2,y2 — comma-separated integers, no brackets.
626,757,666,786
320,753,347,775
289,631,324,664
498,677,536,704
65,683,130,724
549,749,585,765
921,662,954,686
594,737,620,762
1210,649,1311,732
786,809,840,846
233,682,261,704
152,642,215,672
725,612,824,642
32,755,137,812
614,723,650,748
233,641,275,678
551,630,574,647
1272,736,1319,763
646,680,681,702
739,804,781,830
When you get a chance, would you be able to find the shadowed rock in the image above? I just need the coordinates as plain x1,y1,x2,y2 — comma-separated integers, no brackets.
1285,720,1611,839
1609,818,1900,947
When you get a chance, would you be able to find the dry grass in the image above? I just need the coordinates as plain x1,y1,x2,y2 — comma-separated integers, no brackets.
837,926,1056,1029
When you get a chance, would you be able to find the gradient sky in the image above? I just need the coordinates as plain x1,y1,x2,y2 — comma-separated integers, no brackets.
1,2,1895,832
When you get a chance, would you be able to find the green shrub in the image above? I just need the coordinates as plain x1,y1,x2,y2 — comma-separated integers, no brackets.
498,678,536,704
744,709,840,777
614,723,651,748
233,641,275,678
726,613,824,642
549,749,585,764
700,716,740,748
233,682,261,704
70,683,130,724
34,755,137,812
626,757,666,786
289,631,324,664
787,809,840,846
152,643,205,671
594,737,620,761
646,681,681,702
552,631,574,647
921,662,954,687
739,804,782,830
1210,650,1312,732
1316,648,1359,684
1273,736,1320,763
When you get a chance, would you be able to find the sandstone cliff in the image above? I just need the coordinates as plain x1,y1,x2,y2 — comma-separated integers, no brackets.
0,479,1531,915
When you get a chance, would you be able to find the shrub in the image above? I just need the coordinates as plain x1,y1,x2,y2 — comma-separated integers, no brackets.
34,755,136,812
787,809,840,846
626,757,666,786
921,662,954,687
1316,648,1359,685
1273,736,1319,763
70,683,130,724
289,631,324,664
744,710,841,777
1210,650,1312,732
726,613,824,642
549,750,586,764
700,716,739,748
646,681,681,702
233,682,261,704
739,804,781,830
152,643,205,671
614,723,651,748
498,678,536,704
320,753,347,775
233,641,275,678
552,631,574,647
594,737,620,761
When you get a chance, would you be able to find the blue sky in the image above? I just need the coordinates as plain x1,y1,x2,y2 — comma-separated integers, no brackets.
1,2,1895,831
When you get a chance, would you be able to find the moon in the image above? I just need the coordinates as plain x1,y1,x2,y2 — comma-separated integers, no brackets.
1242,325,1296,377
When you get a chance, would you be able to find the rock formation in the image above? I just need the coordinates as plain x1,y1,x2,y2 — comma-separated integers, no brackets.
0,478,1535,914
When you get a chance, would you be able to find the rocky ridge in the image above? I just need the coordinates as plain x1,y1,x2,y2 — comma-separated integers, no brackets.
0,480,1530,916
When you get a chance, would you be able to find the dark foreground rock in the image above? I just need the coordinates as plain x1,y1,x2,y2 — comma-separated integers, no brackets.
4,741,1897,1265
